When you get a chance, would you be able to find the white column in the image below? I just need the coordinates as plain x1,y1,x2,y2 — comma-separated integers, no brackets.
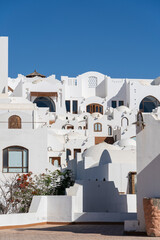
0,37,8,95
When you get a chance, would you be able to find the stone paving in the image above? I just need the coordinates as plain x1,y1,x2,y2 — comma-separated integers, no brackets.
0,224,159,240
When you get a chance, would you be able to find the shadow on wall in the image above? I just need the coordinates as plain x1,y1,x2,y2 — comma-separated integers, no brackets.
67,150,128,214
99,150,112,165
137,153,160,230
82,180,128,213
109,82,127,107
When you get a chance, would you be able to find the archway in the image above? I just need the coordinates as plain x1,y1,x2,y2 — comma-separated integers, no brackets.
8,115,21,129
139,96,160,112
33,97,56,112
121,117,129,128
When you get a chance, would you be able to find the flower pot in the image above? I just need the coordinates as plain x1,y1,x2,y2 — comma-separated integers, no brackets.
143,198,160,237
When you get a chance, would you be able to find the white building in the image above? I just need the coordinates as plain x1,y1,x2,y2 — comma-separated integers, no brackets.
1,36,160,225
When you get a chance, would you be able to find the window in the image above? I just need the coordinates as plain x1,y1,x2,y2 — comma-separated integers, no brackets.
33,97,56,112
65,100,70,112
86,104,103,114
139,96,160,112
108,126,112,136
67,125,74,129
88,76,97,88
3,146,28,173
66,149,71,162
49,157,61,167
74,149,81,159
8,115,21,129
73,100,78,114
112,101,117,108
94,123,102,132
119,101,124,106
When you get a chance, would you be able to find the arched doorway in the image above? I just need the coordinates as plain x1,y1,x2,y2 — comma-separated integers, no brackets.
139,96,160,112
33,97,56,112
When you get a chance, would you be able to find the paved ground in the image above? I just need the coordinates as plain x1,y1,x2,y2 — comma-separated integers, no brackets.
0,224,159,240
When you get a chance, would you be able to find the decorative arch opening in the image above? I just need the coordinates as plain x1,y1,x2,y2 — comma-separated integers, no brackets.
33,97,56,112
3,146,28,173
139,96,160,112
108,126,112,136
121,117,129,127
86,103,103,114
8,115,21,129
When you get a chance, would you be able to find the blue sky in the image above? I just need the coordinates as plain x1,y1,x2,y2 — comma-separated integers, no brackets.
0,0,160,79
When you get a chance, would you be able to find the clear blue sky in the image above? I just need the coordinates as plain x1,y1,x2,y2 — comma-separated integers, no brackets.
0,0,160,79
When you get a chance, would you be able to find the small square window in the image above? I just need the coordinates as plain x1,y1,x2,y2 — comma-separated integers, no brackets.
119,101,124,106
112,101,117,108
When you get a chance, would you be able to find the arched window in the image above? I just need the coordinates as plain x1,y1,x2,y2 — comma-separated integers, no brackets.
8,115,21,129
54,160,59,167
94,123,102,132
3,146,28,173
139,96,160,112
33,97,56,112
86,104,103,114
121,117,129,127
108,126,112,136
66,149,71,161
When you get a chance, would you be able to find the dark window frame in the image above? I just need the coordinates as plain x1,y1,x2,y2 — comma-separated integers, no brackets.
3,146,28,173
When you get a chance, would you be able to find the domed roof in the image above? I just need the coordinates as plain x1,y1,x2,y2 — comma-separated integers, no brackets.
151,76,160,85
83,141,136,167
116,106,131,113
114,138,136,148
91,112,103,119
68,131,85,139
83,142,120,165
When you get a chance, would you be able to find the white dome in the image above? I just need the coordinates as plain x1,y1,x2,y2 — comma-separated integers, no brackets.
116,106,131,113
151,76,160,85
68,131,85,140
83,142,120,164
91,112,103,119
115,138,136,147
